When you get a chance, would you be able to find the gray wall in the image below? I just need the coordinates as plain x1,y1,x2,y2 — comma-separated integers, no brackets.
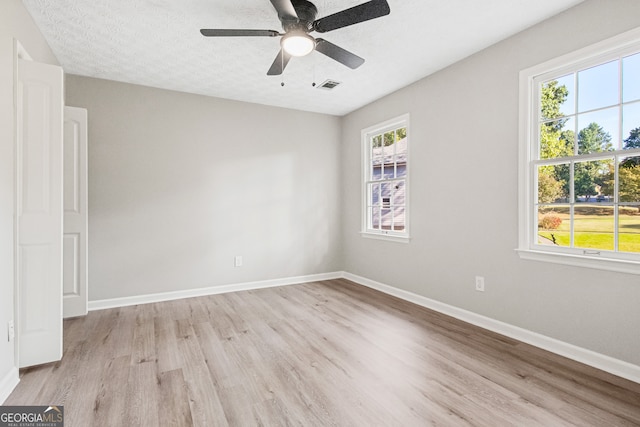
341,0,640,366
0,0,60,394
65,76,342,301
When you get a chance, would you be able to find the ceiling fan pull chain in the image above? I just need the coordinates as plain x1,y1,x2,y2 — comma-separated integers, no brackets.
281,51,285,86
312,62,316,87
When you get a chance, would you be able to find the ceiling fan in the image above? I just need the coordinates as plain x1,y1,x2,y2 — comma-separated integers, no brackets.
200,0,391,75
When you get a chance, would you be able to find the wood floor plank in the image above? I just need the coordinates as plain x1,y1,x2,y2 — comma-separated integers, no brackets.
154,319,183,374
175,320,229,427
125,361,160,426
5,279,640,426
158,369,194,427
91,355,131,427
131,309,156,365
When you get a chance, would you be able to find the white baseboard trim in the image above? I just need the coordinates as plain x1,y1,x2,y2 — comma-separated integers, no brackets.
0,367,19,404
88,272,343,311
342,272,640,384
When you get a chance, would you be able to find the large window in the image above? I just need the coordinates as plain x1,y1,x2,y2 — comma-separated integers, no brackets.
362,114,409,241
519,28,640,273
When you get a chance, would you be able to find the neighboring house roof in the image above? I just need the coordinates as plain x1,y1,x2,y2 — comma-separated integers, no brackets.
372,138,407,166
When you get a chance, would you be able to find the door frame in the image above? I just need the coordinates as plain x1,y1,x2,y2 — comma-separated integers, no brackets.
63,106,89,318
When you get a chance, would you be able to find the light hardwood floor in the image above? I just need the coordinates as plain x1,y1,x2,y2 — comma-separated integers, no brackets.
5,279,640,426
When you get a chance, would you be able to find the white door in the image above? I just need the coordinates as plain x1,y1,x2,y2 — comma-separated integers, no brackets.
63,107,88,318
16,58,64,368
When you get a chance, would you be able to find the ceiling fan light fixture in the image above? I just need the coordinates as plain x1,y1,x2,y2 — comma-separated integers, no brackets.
281,32,315,57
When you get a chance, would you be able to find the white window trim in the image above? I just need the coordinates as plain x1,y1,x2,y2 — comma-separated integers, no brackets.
361,113,410,243
517,26,640,275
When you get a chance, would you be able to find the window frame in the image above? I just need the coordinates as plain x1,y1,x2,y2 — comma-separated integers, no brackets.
361,114,410,243
518,27,640,274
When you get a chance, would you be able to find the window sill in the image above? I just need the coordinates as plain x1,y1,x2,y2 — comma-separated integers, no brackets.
516,248,640,275
361,232,410,244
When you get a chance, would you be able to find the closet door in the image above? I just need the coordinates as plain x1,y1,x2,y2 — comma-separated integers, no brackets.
63,107,88,318
16,58,64,367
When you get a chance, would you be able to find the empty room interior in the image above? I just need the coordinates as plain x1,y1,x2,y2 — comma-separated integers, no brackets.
2,0,640,425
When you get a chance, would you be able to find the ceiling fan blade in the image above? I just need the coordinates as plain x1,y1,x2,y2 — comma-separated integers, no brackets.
200,29,281,37
313,0,390,33
267,49,292,75
315,39,364,69
269,0,299,22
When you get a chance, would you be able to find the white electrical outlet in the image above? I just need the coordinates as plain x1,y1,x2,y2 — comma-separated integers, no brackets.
475,276,485,292
234,255,243,267
8,321,14,342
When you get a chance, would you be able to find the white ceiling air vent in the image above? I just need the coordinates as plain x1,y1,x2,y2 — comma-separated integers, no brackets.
317,79,341,90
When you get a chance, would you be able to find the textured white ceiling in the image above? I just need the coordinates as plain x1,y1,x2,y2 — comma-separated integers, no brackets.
22,0,583,116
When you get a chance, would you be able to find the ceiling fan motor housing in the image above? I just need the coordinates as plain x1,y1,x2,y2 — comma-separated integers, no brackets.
283,0,318,32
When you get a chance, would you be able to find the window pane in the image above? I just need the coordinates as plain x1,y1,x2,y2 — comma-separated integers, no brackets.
371,134,383,180
383,164,395,179
393,207,405,231
619,156,640,203
577,108,618,153
380,209,392,230
370,183,380,206
383,148,394,166
392,180,406,206
537,164,570,203
372,134,382,148
537,205,569,246
381,182,392,205
371,207,380,230
623,53,640,103
396,163,407,178
557,74,575,116
371,158,382,180
574,158,614,203
597,159,615,203
619,204,640,253
577,60,619,112
384,131,394,148
574,204,614,251
622,102,640,149
395,129,407,176
541,75,575,120
540,116,575,159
